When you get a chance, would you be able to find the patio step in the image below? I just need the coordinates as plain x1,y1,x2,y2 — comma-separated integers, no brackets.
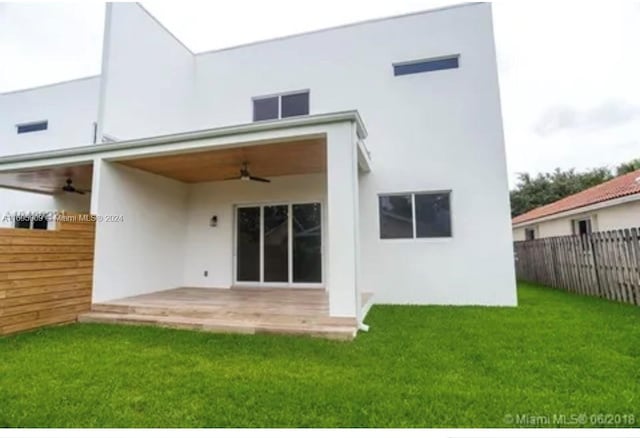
90,303,357,327
77,311,358,341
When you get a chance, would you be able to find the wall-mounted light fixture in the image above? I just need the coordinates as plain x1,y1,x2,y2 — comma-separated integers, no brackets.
210,215,218,227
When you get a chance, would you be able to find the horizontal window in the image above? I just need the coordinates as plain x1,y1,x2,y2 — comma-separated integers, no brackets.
14,214,48,230
393,55,459,76
379,191,452,239
252,91,309,122
17,120,48,134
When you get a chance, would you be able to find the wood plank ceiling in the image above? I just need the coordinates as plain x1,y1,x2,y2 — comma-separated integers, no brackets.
0,164,93,194
117,137,327,183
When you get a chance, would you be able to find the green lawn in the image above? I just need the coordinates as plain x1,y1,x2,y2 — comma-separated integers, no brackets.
0,282,638,428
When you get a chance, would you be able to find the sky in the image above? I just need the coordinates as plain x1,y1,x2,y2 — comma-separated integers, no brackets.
0,1,639,187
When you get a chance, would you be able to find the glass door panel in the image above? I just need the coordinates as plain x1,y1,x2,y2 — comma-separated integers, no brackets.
292,203,322,283
263,205,289,282
236,207,260,282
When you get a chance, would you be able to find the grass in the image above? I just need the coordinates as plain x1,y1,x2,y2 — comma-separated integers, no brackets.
0,282,639,428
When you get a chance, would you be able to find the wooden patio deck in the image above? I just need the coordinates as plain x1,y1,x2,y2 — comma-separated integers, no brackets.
78,288,373,340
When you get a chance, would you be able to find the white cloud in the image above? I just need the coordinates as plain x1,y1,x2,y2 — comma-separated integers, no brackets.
533,100,640,136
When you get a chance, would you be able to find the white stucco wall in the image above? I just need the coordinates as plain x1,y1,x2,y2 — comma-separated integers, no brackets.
537,217,575,239
98,3,196,140
0,76,100,156
92,160,188,302
187,3,515,305
3,3,517,306
183,173,326,288
596,200,640,230
513,199,640,241
52,193,92,214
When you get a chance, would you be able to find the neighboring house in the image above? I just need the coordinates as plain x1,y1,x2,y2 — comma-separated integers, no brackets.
0,76,100,227
0,2,516,329
512,169,640,241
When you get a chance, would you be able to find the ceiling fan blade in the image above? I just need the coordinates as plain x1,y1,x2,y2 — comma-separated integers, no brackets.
73,189,86,195
249,175,271,183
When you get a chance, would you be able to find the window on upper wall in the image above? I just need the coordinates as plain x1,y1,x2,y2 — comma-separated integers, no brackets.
16,120,48,134
252,91,309,121
393,55,460,76
379,191,452,239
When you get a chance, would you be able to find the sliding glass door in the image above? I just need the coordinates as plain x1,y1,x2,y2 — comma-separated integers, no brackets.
235,203,322,285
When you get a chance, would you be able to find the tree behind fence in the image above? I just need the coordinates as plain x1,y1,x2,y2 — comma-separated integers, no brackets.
514,228,640,305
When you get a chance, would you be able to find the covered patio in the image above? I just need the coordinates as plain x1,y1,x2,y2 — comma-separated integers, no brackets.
0,112,373,338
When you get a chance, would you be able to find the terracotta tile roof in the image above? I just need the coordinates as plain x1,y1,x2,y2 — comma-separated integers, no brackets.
512,169,640,225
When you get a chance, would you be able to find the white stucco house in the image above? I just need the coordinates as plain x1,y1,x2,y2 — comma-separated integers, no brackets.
512,169,640,241
0,3,516,335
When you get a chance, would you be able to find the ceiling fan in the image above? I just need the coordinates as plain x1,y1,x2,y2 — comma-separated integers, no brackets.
60,178,90,195
225,161,270,183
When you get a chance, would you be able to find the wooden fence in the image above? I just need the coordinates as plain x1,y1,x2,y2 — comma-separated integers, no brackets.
0,214,95,335
514,228,640,305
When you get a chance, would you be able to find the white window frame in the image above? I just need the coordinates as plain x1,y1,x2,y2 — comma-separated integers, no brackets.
16,119,48,134
251,89,310,121
378,190,453,241
392,54,461,76
232,200,325,288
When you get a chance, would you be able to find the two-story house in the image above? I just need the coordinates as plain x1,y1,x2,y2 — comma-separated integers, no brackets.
0,3,517,337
